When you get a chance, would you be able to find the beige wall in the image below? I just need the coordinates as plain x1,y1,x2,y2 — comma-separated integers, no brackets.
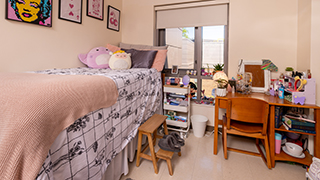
228,0,298,79
0,0,122,72
121,0,196,46
297,0,311,72
311,0,320,106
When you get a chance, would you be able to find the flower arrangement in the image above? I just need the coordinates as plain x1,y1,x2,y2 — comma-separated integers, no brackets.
285,67,294,77
215,78,228,89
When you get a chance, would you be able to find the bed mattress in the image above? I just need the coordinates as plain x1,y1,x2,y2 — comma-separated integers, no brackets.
18,68,161,180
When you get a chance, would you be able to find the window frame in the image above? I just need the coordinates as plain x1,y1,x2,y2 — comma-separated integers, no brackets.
157,25,229,102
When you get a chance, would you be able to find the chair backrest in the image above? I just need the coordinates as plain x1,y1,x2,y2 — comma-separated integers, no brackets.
227,97,269,135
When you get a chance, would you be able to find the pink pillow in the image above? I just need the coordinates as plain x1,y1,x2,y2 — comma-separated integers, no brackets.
106,44,121,52
151,49,167,71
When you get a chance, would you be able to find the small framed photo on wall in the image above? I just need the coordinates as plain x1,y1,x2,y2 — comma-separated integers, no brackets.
107,5,120,31
172,65,178,74
59,0,82,24
5,0,52,27
87,0,104,20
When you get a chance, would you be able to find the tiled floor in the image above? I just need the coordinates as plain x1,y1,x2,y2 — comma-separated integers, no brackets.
120,131,306,180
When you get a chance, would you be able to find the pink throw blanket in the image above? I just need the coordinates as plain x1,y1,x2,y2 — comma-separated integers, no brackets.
0,72,118,180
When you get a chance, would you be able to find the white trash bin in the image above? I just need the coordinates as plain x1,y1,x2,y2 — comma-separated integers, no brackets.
191,115,208,138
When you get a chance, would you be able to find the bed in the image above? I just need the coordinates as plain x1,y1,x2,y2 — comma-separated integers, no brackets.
0,67,162,180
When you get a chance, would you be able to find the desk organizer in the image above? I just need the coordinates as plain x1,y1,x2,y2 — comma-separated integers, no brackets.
286,78,316,105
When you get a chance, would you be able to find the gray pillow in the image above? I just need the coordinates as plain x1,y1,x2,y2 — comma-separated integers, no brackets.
122,48,158,68
120,42,167,50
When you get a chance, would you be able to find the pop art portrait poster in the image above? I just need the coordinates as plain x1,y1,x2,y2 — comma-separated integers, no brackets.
59,0,82,24
107,5,120,32
6,0,52,27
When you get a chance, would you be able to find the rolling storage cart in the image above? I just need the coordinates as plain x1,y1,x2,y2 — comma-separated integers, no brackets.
163,85,190,138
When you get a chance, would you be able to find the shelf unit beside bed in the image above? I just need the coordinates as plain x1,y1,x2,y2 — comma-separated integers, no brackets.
163,85,190,137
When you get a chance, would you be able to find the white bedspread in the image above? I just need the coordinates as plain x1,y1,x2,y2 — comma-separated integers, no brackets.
34,68,162,180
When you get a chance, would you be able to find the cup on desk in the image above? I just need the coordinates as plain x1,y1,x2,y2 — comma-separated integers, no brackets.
275,133,282,154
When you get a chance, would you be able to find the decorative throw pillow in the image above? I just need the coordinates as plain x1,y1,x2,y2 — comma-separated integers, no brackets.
121,48,158,68
150,49,167,71
78,46,113,69
119,42,168,50
109,50,131,70
119,43,168,71
106,44,121,52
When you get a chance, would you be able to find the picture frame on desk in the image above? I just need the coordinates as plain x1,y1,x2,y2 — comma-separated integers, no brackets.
171,65,178,74
239,60,271,93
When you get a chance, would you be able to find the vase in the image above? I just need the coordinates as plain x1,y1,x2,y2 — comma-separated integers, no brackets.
286,71,292,77
215,88,227,97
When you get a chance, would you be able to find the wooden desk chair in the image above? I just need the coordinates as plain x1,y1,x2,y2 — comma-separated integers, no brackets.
222,97,271,169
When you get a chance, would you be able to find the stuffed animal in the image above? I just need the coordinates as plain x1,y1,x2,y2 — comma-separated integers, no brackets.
109,50,131,70
78,47,113,69
189,82,197,97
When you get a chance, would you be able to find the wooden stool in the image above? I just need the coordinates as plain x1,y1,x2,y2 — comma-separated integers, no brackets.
156,148,181,176
136,114,168,174
136,114,181,175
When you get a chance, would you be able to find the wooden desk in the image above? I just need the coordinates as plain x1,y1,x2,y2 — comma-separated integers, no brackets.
213,92,320,167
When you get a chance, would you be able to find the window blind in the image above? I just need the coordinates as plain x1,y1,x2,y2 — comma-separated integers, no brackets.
156,3,228,29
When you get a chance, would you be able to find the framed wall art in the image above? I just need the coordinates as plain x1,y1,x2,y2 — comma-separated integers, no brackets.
107,5,120,31
59,0,82,24
87,0,104,20
5,0,52,27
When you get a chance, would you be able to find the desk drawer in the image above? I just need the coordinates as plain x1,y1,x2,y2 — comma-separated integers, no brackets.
218,99,228,109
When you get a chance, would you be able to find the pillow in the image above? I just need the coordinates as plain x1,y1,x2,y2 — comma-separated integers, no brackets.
122,48,158,68
119,42,168,50
109,50,131,70
151,49,167,71
78,46,113,69
106,44,121,52
119,43,168,71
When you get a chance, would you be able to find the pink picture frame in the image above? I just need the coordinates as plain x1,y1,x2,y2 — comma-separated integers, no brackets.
87,0,104,20
107,5,120,32
59,0,82,24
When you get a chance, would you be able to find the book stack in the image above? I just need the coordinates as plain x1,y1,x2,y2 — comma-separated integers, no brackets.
282,115,315,134
275,106,283,128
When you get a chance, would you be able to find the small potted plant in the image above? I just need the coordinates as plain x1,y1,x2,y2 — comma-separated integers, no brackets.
215,78,228,97
285,67,294,77
213,63,224,72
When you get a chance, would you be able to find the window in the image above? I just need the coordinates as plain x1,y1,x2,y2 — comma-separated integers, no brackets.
202,26,225,68
160,25,228,102
165,27,195,69
155,2,229,102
